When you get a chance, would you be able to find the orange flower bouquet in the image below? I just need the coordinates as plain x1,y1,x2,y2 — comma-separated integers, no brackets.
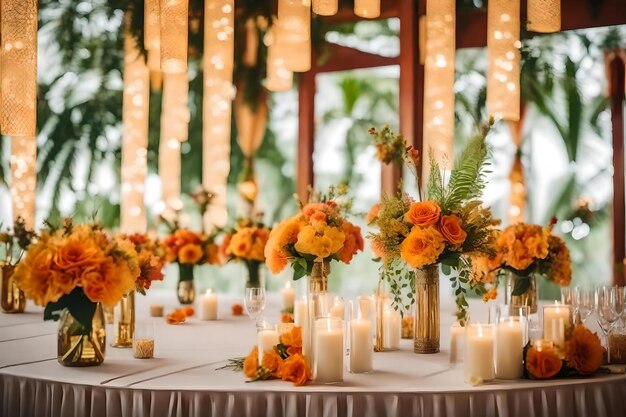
368,122,499,323
0,217,36,313
118,233,166,295
264,185,363,281
221,217,271,287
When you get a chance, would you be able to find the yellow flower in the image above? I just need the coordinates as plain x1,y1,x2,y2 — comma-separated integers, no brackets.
294,225,345,260
400,226,445,268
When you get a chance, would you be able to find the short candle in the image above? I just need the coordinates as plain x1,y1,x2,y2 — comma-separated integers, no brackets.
200,289,218,321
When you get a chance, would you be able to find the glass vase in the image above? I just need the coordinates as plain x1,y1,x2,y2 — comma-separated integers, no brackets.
58,303,106,367
414,263,440,354
245,261,264,288
504,270,538,314
303,260,331,377
112,291,135,348
177,264,195,304
1,265,26,314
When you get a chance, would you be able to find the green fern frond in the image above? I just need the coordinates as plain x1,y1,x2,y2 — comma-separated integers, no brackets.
427,152,444,202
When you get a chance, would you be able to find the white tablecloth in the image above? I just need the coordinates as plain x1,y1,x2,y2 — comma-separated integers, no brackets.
1,292,625,417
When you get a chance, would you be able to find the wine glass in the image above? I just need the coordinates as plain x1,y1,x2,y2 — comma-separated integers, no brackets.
560,287,574,305
244,287,266,322
596,286,621,363
574,287,594,324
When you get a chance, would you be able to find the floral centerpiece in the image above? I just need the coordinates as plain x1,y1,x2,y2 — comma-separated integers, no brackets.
13,220,140,366
0,217,36,313
220,217,271,288
368,122,499,353
472,221,572,313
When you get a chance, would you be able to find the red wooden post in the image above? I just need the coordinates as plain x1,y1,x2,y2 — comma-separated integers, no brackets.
608,52,626,285
297,71,316,204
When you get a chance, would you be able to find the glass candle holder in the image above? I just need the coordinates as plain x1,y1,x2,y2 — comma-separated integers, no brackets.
543,303,572,349
495,317,525,379
464,323,495,383
313,316,344,383
492,304,530,345
450,322,465,365
330,296,345,320
348,296,374,373
257,321,278,364
133,321,155,359
382,303,401,351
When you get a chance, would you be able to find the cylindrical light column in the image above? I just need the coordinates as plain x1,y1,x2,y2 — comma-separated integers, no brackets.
278,0,312,72
487,0,521,121
160,0,188,74
422,0,455,180
121,20,150,234
313,0,338,16
1,0,38,137
527,0,561,33
265,23,294,91
10,136,36,229
145,0,161,71
203,0,235,231
354,0,381,19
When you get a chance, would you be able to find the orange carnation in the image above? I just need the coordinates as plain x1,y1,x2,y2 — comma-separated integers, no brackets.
243,346,259,378
400,226,445,268
337,221,364,264
178,244,203,264
565,325,603,374
525,346,563,379
439,215,467,246
405,201,441,227
277,354,311,386
261,349,284,377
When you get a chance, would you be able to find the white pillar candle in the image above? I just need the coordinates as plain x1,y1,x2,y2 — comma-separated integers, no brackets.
281,281,295,310
349,318,373,373
294,297,310,361
314,318,344,382
257,329,279,363
495,318,524,379
200,289,218,320
543,303,571,348
382,309,401,350
464,324,495,383
450,323,465,364
330,297,345,320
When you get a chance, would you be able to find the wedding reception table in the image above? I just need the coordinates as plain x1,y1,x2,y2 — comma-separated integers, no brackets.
1,291,625,417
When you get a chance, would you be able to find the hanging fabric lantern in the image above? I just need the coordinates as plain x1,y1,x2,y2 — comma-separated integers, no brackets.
1,0,38,137
422,0,455,180
158,134,182,215
278,0,311,73
203,0,235,231
235,87,268,157
265,23,294,92
527,0,561,33
160,0,188,74
313,0,338,16
161,72,189,143
487,0,521,121
10,136,36,229
354,0,381,19
121,18,151,234
282,37,311,73
145,0,161,71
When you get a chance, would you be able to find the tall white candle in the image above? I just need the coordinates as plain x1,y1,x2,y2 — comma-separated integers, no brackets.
200,289,218,320
257,329,279,363
314,318,344,382
495,318,524,379
464,324,495,383
330,297,345,320
281,281,295,310
450,323,465,364
294,298,310,361
543,303,571,348
383,309,401,350
349,318,373,373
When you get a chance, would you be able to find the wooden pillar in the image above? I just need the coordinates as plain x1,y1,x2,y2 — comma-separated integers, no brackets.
392,0,424,195
608,52,626,285
297,71,316,203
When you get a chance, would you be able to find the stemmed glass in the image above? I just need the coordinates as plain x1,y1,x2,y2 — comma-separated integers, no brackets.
574,287,594,324
596,286,621,363
244,287,266,323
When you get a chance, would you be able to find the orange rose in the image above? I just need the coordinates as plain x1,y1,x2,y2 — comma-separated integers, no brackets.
280,312,294,323
229,229,253,258
261,349,284,376
243,346,259,378
206,243,221,265
178,244,203,264
439,215,467,246
280,326,303,348
525,346,563,379
565,325,603,374
277,354,311,386
400,226,445,268
405,201,441,227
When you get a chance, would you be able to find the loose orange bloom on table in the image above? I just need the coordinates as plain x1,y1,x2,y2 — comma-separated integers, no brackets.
278,354,311,386
525,346,563,379
438,215,467,246
400,226,446,268
262,349,284,377
232,304,244,316
280,326,303,349
405,201,441,227
565,325,603,374
243,346,259,378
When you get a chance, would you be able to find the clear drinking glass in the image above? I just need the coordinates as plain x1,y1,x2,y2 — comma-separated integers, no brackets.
597,286,621,363
560,287,574,306
133,321,155,359
575,287,595,324
244,287,266,321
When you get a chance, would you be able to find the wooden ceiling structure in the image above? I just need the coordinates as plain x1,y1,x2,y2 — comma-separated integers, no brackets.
296,0,626,284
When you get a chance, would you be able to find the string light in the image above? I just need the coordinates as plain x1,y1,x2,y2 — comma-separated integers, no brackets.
160,0,188,74
487,0,521,121
144,0,161,71
10,136,36,229
1,0,38,136
527,0,561,33
121,18,150,233
265,23,294,92
313,0,338,16
422,0,455,180
203,0,235,231
354,0,381,19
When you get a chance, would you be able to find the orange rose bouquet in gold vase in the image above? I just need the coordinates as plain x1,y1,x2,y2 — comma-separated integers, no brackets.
220,217,271,288
368,122,499,353
13,220,141,366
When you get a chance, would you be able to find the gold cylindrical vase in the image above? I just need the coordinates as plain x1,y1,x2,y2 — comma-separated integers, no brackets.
1,265,26,314
504,270,538,314
414,264,440,354
58,303,106,367
112,291,135,348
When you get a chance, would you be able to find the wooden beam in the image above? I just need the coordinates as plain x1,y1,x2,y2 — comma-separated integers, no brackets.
609,52,626,286
297,71,316,203
313,44,398,74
